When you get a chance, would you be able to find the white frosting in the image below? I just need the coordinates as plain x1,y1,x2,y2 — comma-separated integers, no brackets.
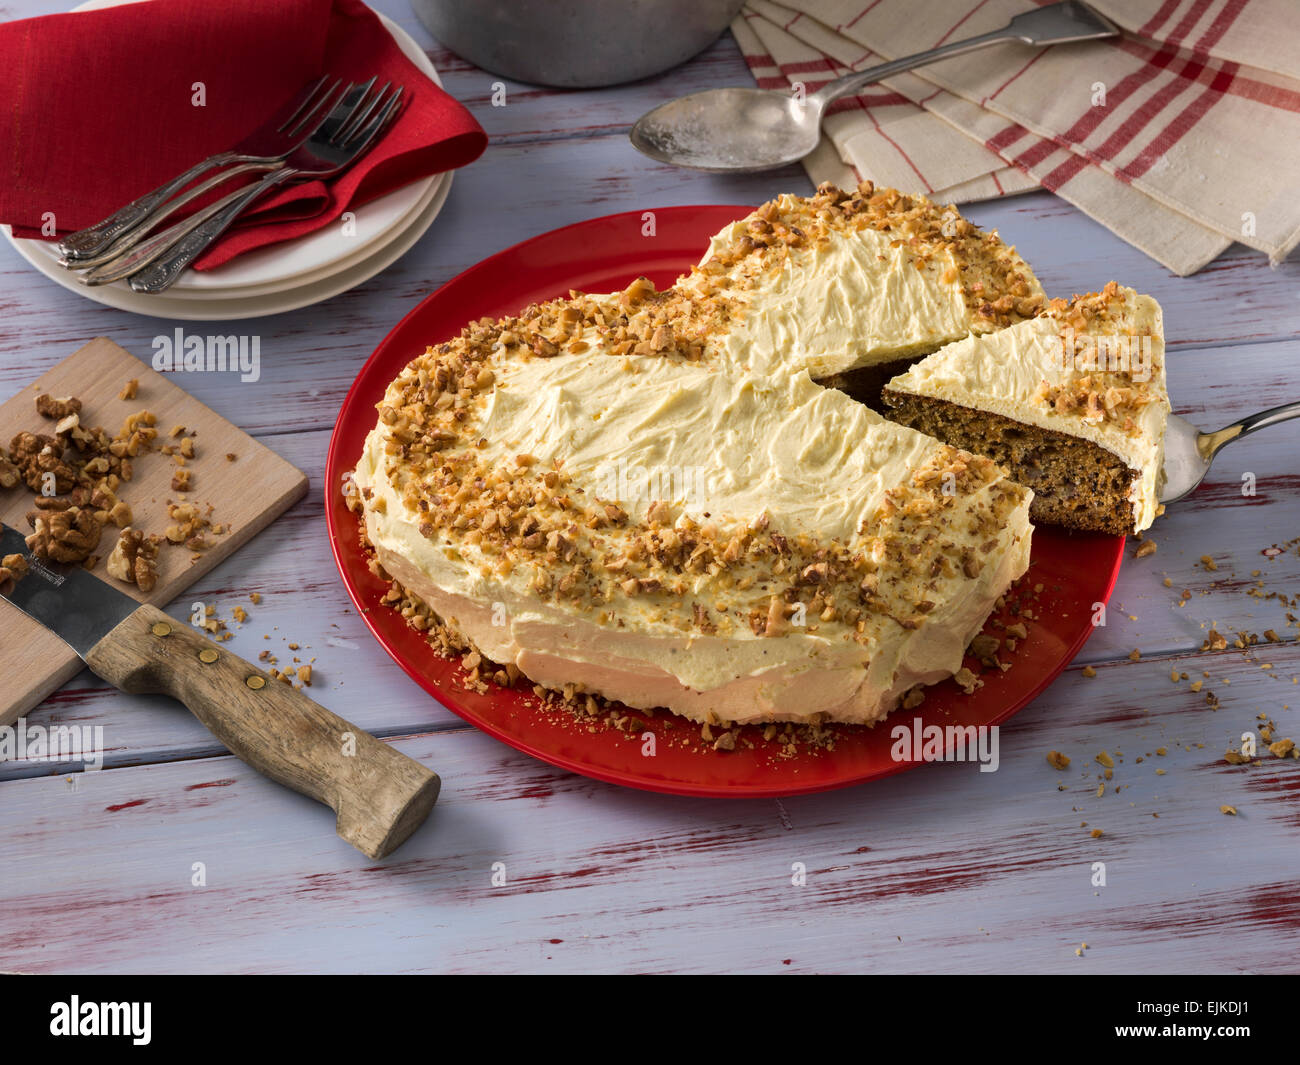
696,221,974,379
886,289,1169,532
354,348,1034,726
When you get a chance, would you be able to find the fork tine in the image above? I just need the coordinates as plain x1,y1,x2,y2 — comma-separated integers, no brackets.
287,77,348,139
342,85,404,151
276,74,330,134
333,80,390,146
316,76,377,143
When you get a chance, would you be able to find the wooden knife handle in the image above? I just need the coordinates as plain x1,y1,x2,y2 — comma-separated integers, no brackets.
84,603,439,859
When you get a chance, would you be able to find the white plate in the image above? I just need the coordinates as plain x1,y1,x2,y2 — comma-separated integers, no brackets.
4,1,444,298
2,168,453,320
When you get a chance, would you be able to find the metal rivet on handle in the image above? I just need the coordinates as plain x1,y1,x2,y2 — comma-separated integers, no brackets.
245,675,266,690
198,648,219,664
151,621,172,637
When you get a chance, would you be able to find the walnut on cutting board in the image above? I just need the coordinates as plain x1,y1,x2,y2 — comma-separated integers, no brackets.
24,500,103,564
105,527,159,592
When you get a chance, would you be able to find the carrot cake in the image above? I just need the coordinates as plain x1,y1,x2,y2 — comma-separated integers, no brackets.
882,283,1170,535
351,184,1037,727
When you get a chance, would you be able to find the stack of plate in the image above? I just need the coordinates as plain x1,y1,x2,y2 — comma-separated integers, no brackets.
0,7,451,320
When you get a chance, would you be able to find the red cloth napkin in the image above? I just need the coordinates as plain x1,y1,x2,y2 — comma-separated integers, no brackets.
0,0,487,270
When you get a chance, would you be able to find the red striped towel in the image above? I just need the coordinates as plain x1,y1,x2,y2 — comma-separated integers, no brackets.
734,0,1300,274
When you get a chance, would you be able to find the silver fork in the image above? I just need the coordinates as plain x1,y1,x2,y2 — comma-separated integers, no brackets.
58,74,345,261
124,81,405,294
78,78,377,288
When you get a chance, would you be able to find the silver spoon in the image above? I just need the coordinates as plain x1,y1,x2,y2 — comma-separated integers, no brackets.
1160,402,1300,504
630,1,1119,173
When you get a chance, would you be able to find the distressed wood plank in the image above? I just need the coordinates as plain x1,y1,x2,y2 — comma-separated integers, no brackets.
0,642,1296,973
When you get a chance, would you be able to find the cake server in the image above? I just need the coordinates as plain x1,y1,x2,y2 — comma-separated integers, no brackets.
0,524,439,860
1159,401,1300,504
630,1,1119,173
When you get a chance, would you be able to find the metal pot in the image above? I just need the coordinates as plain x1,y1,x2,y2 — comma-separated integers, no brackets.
410,0,746,88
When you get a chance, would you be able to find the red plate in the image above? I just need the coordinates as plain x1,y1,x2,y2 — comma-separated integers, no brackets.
326,206,1124,797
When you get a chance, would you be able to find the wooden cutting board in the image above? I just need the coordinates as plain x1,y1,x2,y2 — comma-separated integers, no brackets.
0,337,308,726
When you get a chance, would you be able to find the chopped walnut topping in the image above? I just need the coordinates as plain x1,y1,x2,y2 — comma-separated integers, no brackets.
702,182,1042,329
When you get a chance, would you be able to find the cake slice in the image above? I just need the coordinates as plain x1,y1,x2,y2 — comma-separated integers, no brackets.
684,182,1045,405
882,283,1170,536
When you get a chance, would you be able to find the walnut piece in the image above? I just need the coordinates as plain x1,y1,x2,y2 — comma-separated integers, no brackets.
105,527,159,592
1046,750,1071,770
11,431,79,495
25,504,103,563
0,449,19,489
35,394,82,419
0,552,28,584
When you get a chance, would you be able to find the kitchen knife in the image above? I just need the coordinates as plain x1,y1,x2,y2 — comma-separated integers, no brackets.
0,525,439,859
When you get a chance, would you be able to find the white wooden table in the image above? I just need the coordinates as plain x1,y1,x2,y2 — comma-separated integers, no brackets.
2,0,1298,975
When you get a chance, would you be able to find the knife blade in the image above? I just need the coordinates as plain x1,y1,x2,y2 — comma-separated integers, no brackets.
0,525,439,859
1,525,137,655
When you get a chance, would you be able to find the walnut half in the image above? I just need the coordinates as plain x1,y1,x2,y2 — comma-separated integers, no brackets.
0,552,28,585
25,504,103,564
105,528,159,593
